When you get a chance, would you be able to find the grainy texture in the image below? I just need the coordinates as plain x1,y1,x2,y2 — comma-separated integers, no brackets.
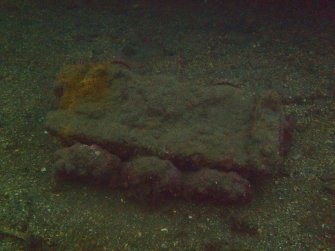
0,0,334,250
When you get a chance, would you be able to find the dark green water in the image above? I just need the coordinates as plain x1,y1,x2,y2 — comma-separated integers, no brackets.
0,1,334,250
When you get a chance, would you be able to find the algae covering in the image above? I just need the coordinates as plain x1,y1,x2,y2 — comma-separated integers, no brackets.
46,63,283,204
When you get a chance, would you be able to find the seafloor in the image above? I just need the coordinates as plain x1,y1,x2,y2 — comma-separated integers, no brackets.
0,0,334,250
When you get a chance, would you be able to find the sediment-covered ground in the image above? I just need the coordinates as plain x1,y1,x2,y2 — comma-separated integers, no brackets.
0,1,334,250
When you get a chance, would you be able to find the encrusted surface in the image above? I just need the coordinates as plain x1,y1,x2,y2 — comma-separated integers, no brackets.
46,63,283,178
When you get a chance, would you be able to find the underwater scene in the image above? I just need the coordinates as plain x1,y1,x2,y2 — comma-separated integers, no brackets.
0,0,334,250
